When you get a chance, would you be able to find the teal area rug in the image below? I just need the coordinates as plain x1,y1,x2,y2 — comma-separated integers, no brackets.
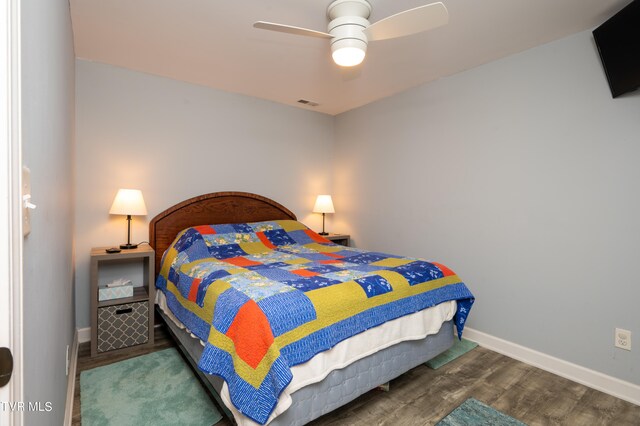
437,398,527,425
81,348,222,426
426,338,478,369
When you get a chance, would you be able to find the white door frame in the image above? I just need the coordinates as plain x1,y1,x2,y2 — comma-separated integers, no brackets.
1,0,24,424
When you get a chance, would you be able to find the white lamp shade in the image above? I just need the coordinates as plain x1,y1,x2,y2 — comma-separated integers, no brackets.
313,195,335,214
109,189,148,216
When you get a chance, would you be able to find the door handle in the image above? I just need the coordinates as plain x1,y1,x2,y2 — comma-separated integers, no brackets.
0,347,13,388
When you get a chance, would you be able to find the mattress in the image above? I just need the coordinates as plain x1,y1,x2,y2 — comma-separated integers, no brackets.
157,291,456,425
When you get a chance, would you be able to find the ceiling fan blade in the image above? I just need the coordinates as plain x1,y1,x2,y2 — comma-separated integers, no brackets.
253,21,333,39
363,2,449,41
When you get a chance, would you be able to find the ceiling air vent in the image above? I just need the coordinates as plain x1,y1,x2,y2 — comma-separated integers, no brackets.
297,99,320,107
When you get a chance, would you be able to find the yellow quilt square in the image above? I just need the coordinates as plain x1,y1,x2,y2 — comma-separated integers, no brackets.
284,258,311,265
305,243,343,253
239,241,271,255
372,258,413,267
277,220,307,231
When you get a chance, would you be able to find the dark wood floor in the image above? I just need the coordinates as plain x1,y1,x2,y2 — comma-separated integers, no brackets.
73,326,640,425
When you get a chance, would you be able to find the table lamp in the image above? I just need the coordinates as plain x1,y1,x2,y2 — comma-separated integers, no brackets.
313,195,335,235
109,189,147,249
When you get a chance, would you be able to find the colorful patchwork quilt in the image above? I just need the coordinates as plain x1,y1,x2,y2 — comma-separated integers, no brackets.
156,220,474,425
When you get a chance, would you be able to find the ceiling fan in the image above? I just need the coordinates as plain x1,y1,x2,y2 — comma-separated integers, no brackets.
254,0,449,67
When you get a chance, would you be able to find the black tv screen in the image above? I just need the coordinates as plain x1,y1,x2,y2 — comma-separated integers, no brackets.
593,0,640,98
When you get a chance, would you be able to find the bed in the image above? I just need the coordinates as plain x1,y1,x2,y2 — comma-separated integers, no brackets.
149,192,474,425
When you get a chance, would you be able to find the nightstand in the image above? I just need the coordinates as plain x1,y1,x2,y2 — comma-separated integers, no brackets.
325,233,350,247
90,245,155,357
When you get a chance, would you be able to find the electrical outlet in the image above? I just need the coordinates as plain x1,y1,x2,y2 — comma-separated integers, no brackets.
66,345,70,376
615,328,631,351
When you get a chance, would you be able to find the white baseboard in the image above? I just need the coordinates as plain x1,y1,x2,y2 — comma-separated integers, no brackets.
77,327,91,344
63,329,80,426
463,327,640,407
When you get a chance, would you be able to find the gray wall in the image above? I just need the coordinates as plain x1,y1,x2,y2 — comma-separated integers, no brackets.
334,30,640,385
74,28,640,390
74,60,334,328
21,0,76,424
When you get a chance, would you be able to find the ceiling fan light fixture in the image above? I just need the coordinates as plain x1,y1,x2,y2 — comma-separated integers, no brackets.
254,1,449,68
331,39,366,67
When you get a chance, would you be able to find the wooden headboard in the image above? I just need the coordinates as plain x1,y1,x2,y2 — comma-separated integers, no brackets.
149,191,297,275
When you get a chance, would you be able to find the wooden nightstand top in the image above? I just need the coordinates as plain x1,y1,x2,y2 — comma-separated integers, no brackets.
91,245,154,259
324,233,350,246
324,233,350,239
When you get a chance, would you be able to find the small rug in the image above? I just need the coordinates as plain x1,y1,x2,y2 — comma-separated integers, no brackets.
437,398,527,425
81,348,222,426
426,338,478,369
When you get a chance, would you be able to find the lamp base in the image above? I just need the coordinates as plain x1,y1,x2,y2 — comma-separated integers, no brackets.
318,232,329,236
119,243,138,250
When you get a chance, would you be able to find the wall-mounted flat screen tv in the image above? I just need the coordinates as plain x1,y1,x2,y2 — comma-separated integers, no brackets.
593,0,640,98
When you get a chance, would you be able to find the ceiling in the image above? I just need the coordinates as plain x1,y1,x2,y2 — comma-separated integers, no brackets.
70,0,627,115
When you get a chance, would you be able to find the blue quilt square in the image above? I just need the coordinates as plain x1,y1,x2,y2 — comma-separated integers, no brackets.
168,267,179,285
264,262,290,268
176,272,197,299
251,268,300,282
208,243,246,259
244,261,289,271
184,238,211,262
155,274,167,290
349,264,387,273
393,261,443,285
286,229,315,245
331,249,355,257
342,252,390,265
354,275,393,297
212,224,236,234
232,223,254,233
285,276,342,292
257,291,317,337
294,252,335,261
264,229,297,247
196,270,231,306
306,264,343,274
212,288,250,334
174,228,204,252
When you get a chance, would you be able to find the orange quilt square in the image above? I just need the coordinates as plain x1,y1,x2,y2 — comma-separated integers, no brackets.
188,278,201,302
225,257,262,267
323,252,344,258
292,269,319,277
225,300,274,370
304,229,331,243
194,225,216,235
